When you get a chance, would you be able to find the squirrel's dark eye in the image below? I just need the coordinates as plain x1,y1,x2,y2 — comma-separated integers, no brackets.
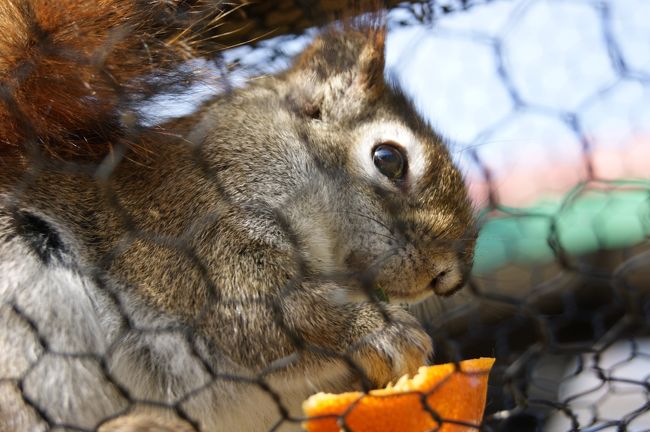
372,144,406,180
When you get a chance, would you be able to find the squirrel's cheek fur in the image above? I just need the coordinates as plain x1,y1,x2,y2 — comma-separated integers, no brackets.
0,3,475,431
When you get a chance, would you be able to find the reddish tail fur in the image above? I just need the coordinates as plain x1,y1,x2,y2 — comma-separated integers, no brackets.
0,0,224,164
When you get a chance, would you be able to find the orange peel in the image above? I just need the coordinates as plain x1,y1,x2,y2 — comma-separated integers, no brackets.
302,357,495,432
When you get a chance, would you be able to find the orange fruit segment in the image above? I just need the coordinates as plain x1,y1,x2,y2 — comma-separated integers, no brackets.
302,357,495,432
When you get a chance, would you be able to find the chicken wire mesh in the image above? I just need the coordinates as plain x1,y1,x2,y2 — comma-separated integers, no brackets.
1,0,649,431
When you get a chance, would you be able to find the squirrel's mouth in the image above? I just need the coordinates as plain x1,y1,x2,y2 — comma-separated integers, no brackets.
373,285,432,305
384,287,436,305
380,266,467,304
428,266,466,297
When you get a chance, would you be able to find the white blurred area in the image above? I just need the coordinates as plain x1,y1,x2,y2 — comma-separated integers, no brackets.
541,339,650,431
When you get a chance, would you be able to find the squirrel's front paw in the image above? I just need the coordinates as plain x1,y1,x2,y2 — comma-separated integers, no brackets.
349,306,433,387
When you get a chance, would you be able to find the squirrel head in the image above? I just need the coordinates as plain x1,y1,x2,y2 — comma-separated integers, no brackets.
198,27,476,302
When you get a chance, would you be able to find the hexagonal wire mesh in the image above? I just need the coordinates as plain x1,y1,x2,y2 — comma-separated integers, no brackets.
1,0,649,431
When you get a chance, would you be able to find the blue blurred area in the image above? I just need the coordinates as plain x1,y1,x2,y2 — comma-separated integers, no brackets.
386,0,650,176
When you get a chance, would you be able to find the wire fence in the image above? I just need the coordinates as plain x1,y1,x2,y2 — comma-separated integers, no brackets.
1,0,649,431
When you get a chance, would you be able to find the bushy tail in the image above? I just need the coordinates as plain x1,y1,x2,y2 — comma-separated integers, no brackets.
0,0,226,163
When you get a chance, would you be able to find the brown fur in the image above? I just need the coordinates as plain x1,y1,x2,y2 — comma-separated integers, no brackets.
0,0,227,164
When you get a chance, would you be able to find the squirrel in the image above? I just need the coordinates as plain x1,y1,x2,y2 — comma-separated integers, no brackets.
0,1,476,431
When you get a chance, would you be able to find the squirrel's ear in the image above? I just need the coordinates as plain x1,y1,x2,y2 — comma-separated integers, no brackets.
357,28,386,98
292,26,387,100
